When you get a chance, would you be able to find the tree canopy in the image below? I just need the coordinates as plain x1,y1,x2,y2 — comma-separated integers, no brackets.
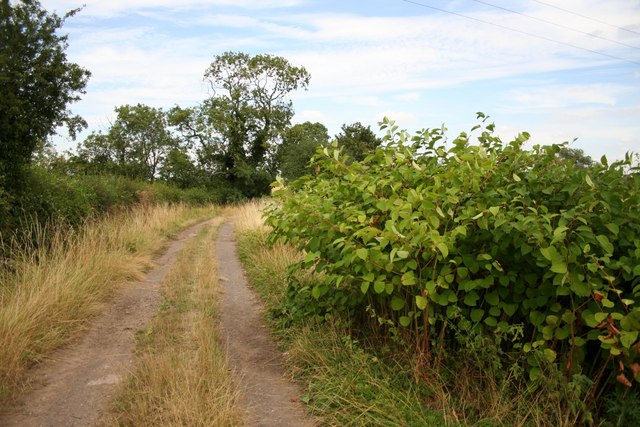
0,0,90,193
277,121,329,182
169,51,310,197
334,122,382,162
77,104,177,182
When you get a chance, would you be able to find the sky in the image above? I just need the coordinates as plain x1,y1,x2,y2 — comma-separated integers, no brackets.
41,0,640,161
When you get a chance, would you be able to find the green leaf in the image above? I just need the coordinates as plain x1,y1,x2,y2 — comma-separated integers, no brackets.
529,367,542,381
470,309,484,322
464,291,480,306
489,206,500,216
360,282,370,294
356,248,368,260
484,316,498,327
312,285,325,299
374,281,386,294
550,261,568,274
541,247,568,274
596,235,614,254
530,311,545,326
540,246,560,262
503,303,518,316
390,296,406,311
570,280,590,297
304,251,319,263
513,173,521,182
399,316,411,327
485,291,500,306
594,312,608,323
401,271,416,286
385,283,394,295
436,242,449,258
605,223,619,236
396,250,409,259
416,295,428,310
602,298,615,308
585,174,594,188
620,331,638,348
543,348,557,362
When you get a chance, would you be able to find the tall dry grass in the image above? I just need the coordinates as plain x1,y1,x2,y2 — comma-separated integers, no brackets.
0,203,218,401
230,198,271,234
105,220,244,426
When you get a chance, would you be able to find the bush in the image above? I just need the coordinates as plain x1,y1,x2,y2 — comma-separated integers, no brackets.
266,115,640,422
0,168,223,254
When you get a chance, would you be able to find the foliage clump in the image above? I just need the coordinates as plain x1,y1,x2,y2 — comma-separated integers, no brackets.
266,114,640,423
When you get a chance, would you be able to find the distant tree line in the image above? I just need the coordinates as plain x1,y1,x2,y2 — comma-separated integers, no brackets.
0,0,596,237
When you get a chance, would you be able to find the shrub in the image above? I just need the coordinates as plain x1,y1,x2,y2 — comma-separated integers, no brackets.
266,115,640,421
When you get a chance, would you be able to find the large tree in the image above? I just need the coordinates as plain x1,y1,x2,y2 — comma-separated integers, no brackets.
0,0,90,193
277,121,329,181
170,51,310,196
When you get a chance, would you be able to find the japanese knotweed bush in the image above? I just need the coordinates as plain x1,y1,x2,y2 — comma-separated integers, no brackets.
266,115,640,389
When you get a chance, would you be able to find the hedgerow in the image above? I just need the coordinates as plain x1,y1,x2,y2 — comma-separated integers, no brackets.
266,114,640,422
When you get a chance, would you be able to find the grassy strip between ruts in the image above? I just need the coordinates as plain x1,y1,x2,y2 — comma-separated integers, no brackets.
105,217,245,426
0,203,219,404
232,200,444,427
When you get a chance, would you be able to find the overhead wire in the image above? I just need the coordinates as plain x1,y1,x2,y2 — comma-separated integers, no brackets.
469,0,640,50
528,0,640,37
399,0,640,66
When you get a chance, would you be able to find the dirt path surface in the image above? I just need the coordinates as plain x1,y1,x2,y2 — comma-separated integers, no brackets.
216,222,315,427
0,220,210,427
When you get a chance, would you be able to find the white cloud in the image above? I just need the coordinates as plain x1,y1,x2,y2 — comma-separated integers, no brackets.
293,110,330,125
509,84,622,109
43,0,304,17
37,0,640,161
394,92,422,102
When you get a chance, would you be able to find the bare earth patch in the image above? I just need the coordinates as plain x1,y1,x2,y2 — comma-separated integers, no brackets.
0,221,209,427
216,222,315,427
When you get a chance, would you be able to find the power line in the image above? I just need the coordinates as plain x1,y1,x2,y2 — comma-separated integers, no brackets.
470,0,640,50
399,0,640,66
529,0,640,37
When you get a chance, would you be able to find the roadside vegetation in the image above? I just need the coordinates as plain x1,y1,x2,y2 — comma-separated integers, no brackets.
234,201,445,426
4,1,638,425
106,218,245,426
0,203,218,404
237,115,640,426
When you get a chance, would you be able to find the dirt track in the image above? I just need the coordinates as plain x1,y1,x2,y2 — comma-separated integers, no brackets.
1,219,314,427
216,222,314,427
0,221,208,427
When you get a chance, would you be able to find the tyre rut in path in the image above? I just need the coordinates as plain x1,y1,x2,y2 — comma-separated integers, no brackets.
216,222,315,427
0,220,210,427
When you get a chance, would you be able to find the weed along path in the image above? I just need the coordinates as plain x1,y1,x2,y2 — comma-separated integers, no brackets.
0,220,210,427
216,222,314,427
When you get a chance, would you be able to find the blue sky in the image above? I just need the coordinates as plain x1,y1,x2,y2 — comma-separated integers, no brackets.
42,0,640,161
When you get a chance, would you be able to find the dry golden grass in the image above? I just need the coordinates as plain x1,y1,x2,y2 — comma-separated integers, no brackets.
229,198,271,234
0,204,218,401
105,219,244,426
